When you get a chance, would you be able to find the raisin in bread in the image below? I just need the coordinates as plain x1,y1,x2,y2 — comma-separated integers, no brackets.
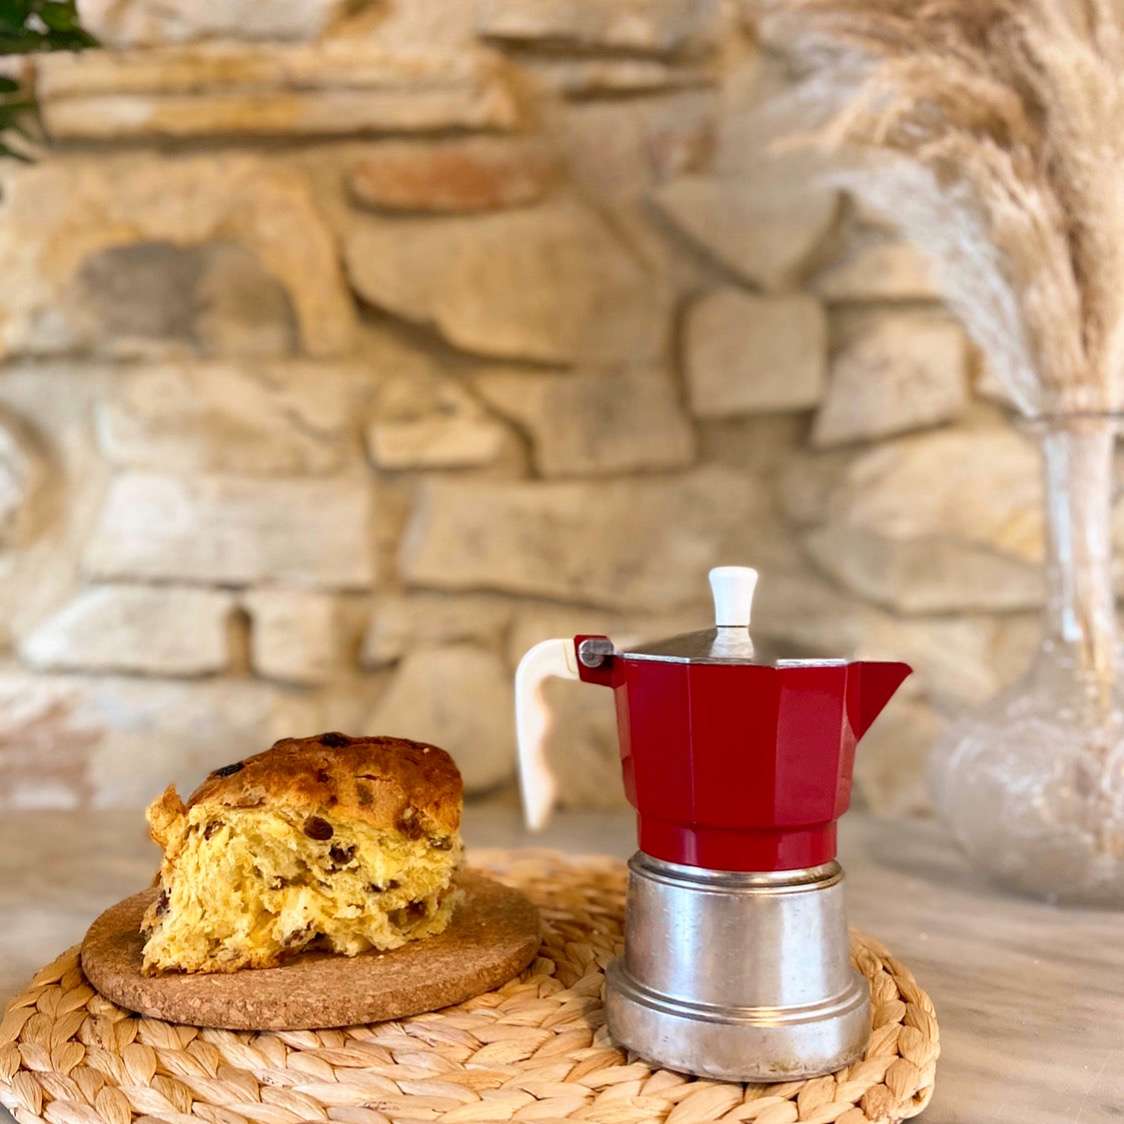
141,732,463,974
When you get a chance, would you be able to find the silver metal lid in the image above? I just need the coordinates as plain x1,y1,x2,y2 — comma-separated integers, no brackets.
578,567,847,668
620,626,759,665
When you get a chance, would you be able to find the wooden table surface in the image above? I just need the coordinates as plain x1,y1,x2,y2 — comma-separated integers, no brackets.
2,797,1122,1123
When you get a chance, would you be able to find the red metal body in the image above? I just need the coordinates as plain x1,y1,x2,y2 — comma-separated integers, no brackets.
574,636,911,872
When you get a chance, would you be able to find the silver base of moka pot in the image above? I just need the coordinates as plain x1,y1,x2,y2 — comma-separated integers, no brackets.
605,853,870,1082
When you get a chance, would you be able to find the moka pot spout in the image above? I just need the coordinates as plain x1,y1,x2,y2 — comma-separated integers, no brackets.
848,661,913,741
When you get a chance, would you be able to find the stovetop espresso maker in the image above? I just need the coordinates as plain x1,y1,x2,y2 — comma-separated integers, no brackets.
514,566,911,1082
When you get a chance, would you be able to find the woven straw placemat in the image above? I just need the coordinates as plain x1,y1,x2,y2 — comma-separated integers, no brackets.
0,849,939,1124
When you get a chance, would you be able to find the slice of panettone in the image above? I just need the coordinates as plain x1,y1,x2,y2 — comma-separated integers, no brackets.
140,733,463,974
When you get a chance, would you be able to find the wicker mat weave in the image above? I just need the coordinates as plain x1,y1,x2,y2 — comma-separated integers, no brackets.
0,850,939,1124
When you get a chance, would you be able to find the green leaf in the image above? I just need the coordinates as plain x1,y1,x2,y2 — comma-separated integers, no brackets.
0,101,36,122
2,113,34,141
0,2,35,37
36,1,82,31
0,1,95,50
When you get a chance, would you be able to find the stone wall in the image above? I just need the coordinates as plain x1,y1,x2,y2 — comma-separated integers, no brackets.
0,0,1054,815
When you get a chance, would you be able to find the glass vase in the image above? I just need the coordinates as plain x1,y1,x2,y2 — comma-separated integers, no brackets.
931,414,1124,904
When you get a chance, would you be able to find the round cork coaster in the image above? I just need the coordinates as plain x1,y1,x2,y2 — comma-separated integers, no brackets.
80,869,541,1030
0,850,939,1124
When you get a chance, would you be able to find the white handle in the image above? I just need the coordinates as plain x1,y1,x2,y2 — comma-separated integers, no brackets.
709,565,758,628
514,638,579,831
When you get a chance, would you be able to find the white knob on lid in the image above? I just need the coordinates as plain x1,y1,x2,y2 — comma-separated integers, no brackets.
709,565,758,628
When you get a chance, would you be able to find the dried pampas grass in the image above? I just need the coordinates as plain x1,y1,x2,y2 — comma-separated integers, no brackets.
762,0,1124,416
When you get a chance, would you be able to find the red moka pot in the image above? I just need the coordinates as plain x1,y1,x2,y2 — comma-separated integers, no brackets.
515,566,911,1082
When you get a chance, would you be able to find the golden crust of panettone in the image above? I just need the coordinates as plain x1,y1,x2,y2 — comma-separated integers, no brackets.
182,732,462,838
